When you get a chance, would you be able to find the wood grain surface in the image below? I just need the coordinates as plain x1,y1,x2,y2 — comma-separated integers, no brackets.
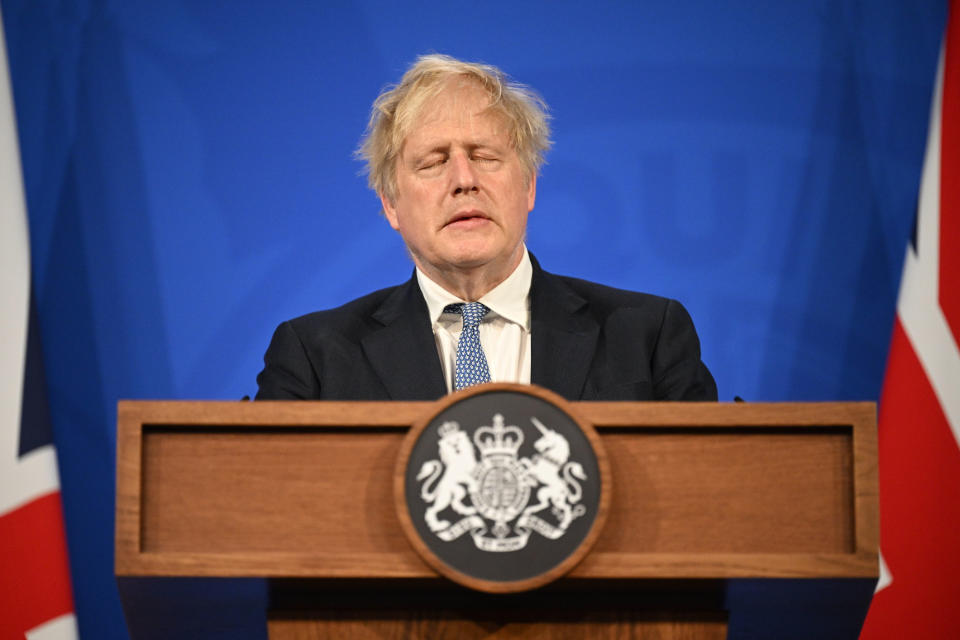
115,396,877,581
267,610,727,640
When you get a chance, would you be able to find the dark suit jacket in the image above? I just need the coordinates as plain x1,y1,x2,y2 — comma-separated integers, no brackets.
256,257,717,401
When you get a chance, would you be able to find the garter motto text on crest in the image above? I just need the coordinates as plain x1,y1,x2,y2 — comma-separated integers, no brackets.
417,413,588,552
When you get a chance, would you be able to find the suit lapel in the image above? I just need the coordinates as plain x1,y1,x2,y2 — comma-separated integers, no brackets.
361,275,447,400
360,259,600,401
529,258,600,400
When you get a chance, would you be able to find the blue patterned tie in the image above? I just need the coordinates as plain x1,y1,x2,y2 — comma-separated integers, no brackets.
444,302,491,390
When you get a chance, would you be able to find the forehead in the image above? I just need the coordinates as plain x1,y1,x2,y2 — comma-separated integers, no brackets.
403,81,510,147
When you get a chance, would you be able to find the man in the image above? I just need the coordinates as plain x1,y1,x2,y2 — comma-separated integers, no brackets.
256,54,716,402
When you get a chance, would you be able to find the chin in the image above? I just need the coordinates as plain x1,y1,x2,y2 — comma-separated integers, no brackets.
441,244,500,267
448,254,497,270
436,239,522,273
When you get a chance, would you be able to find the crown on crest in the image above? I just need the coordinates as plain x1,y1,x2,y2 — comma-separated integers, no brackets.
473,414,523,457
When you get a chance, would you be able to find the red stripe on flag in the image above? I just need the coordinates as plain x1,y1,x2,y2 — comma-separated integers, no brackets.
941,1,960,343
859,319,960,638
0,491,75,638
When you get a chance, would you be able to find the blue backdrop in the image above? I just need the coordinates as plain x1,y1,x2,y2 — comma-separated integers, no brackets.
2,1,947,637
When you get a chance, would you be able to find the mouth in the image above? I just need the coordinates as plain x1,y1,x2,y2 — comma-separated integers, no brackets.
444,210,490,229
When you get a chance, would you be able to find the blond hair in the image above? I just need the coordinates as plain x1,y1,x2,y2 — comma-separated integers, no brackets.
357,54,552,203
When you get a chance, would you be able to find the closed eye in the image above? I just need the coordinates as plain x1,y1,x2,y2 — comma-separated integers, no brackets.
418,157,447,171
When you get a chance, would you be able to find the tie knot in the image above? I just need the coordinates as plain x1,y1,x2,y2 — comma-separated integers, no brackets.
444,302,489,328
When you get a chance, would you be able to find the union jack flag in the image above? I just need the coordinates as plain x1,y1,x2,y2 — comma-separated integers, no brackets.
860,0,960,636
0,11,78,639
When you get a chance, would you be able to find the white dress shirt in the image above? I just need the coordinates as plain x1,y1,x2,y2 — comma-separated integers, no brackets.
416,248,532,393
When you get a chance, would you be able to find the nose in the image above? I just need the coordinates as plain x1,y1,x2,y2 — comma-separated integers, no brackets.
450,152,478,195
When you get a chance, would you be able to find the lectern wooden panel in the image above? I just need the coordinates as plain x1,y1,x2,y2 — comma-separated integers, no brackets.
116,400,877,638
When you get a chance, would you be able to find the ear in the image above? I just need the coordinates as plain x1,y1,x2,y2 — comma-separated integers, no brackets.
526,173,537,212
379,192,401,231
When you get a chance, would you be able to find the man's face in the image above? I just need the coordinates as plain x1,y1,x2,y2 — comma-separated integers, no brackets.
380,81,536,290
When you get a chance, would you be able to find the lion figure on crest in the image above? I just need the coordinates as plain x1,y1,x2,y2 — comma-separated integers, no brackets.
522,417,587,530
417,422,478,532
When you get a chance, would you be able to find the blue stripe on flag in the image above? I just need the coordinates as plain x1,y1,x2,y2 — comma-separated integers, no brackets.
18,289,53,457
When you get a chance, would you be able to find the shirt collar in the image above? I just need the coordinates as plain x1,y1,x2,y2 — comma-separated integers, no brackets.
417,247,532,330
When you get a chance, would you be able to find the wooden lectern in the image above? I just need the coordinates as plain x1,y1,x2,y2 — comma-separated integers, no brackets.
116,397,877,639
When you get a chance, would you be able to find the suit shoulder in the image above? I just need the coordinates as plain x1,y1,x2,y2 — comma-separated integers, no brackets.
550,273,674,313
282,283,403,335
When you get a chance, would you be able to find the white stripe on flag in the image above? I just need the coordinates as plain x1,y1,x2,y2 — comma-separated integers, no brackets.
0,7,60,517
26,614,79,640
898,41,960,446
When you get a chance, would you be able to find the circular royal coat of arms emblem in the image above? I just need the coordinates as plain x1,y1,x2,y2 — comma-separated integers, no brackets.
395,383,610,593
